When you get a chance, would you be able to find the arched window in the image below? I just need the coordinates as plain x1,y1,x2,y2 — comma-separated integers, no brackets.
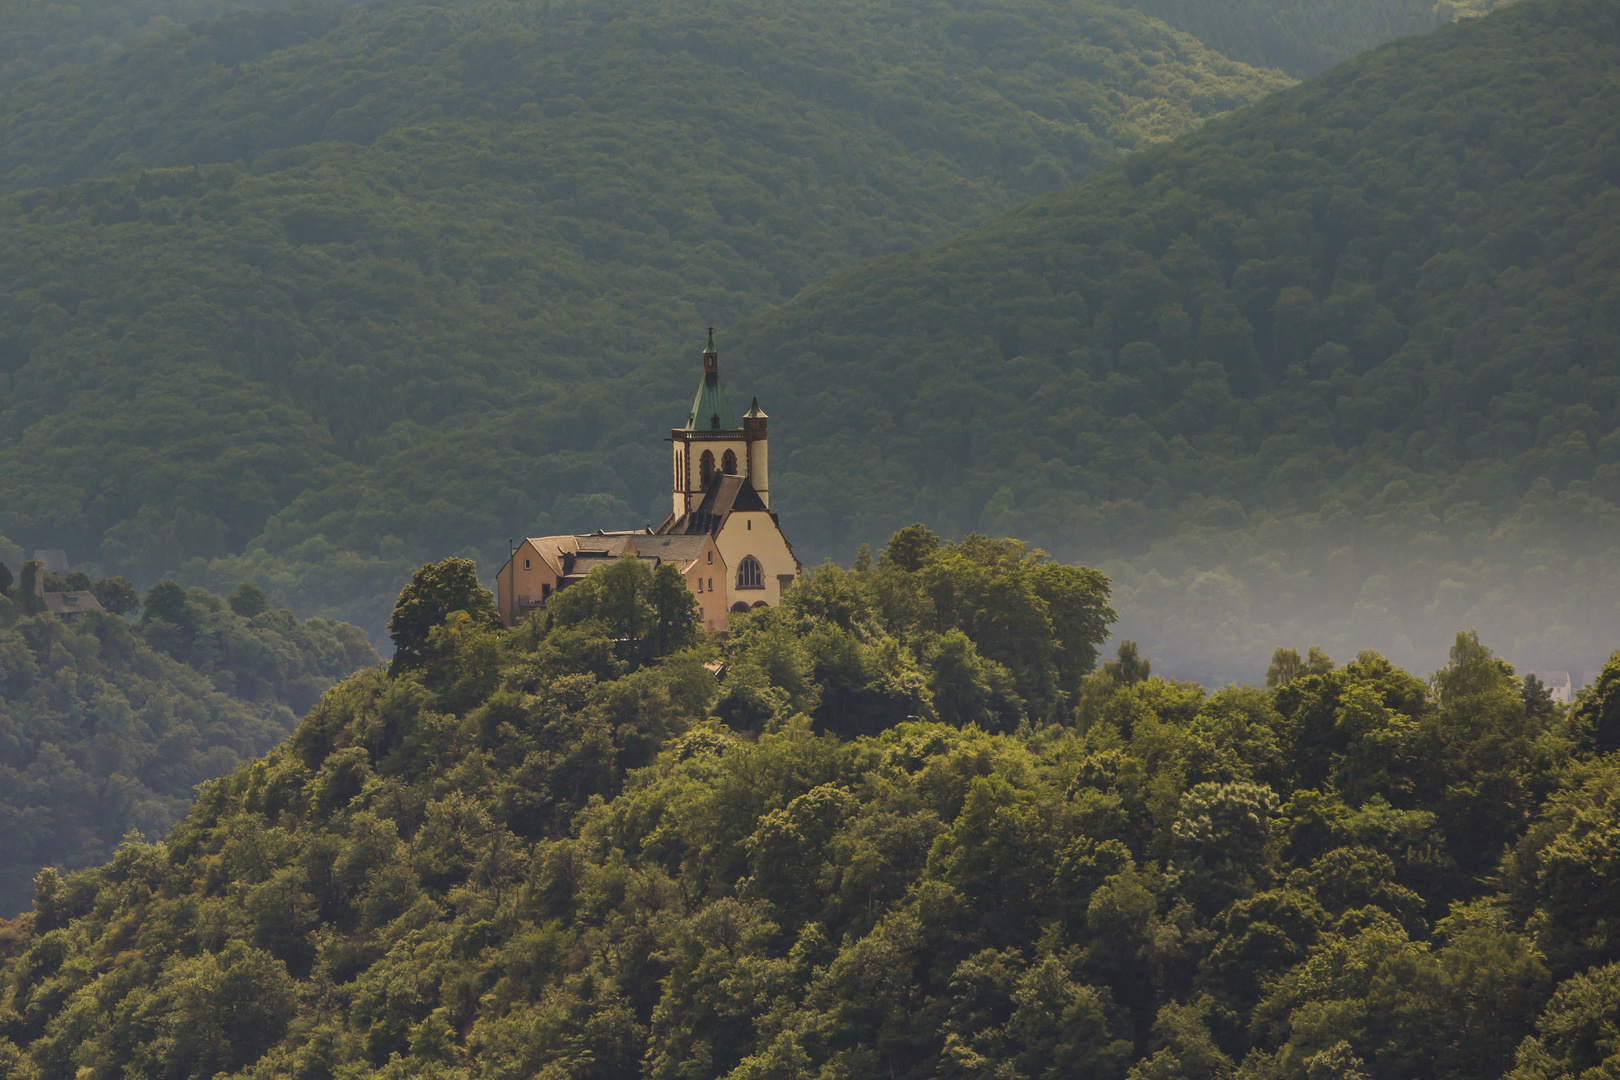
750,601,769,610
731,601,751,613
737,555,763,590
700,450,715,487
722,449,738,475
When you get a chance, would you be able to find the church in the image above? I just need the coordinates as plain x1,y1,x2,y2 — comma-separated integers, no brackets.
495,331,800,631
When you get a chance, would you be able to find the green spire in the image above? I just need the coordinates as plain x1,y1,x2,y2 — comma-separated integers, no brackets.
685,327,737,430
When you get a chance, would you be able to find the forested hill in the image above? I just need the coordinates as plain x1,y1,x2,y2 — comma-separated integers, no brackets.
3,542,1620,1078
0,568,379,915
729,0,1620,683
0,0,292,88
1112,0,1506,75
0,0,1287,646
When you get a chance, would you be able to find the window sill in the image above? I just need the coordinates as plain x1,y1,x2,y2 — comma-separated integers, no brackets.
733,584,766,590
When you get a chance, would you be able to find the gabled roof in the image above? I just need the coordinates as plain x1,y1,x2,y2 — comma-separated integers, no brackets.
511,531,716,576
634,533,714,566
43,590,104,617
658,474,769,536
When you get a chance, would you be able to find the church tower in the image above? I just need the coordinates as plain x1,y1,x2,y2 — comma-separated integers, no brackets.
668,328,770,519
659,328,799,611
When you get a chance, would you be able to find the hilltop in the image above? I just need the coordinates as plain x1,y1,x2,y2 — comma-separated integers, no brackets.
1,539,1618,1078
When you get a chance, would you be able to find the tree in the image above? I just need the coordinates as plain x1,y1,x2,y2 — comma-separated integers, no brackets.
1266,646,1333,687
388,557,500,673
0,561,10,598
1570,650,1620,754
142,580,190,625
1507,961,1620,1080
1173,781,1279,913
546,554,700,668
1105,640,1152,686
91,575,140,617
16,560,43,616
229,580,269,618
880,524,940,572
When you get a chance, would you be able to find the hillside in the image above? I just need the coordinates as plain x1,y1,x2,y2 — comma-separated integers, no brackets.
0,0,1288,648
0,559,379,915
725,0,1620,682
1,543,1618,1078
1113,0,1507,75
0,0,290,89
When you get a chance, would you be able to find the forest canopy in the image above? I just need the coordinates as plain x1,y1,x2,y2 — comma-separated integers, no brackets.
732,0,1620,681
0,568,378,915
1,537,1618,1079
0,0,1286,654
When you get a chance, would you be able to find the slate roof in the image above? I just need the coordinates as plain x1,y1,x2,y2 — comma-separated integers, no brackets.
43,591,104,617
658,474,769,536
633,533,712,565
513,531,711,578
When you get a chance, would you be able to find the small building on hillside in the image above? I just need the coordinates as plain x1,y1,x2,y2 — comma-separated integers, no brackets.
1532,670,1574,706
496,330,800,631
42,590,106,620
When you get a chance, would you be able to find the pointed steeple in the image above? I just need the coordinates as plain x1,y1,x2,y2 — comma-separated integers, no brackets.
685,327,737,430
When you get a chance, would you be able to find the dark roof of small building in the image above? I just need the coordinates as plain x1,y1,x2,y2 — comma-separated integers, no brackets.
43,590,104,617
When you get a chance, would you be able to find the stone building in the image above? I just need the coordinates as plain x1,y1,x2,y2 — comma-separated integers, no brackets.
495,330,799,630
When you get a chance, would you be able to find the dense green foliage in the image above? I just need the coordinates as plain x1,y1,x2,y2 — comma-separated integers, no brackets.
0,558,380,915
730,0,1620,681
0,0,293,89
1114,0,1504,75
3,0,1606,686
0,0,1285,648
1,542,1616,1079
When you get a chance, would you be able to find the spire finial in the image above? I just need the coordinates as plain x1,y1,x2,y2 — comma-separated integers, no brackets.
706,326,716,353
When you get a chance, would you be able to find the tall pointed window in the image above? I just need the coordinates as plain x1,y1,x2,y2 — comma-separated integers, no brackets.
737,555,763,589
722,449,738,475
700,450,715,487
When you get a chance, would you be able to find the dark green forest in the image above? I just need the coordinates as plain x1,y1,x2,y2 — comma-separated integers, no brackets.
3,536,1619,1079
0,0,297,89
0,0,1286,647
1114,0,1505,75
0,561,379,915
734,0,1620,682
0,0,1602,686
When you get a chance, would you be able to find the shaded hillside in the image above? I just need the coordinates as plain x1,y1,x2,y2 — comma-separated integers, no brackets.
2,543,1618,1079
1114,0,1507,75
727,0,1620,681
0,0,290,89
0,0,1287,640
0,562,379,915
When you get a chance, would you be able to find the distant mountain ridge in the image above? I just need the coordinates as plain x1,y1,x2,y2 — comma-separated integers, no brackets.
0,0,1290,644
726,0,1620,681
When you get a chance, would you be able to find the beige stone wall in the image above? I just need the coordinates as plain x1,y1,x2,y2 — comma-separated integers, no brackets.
495,540,561,627
716,511,798,609
684,536,731,632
